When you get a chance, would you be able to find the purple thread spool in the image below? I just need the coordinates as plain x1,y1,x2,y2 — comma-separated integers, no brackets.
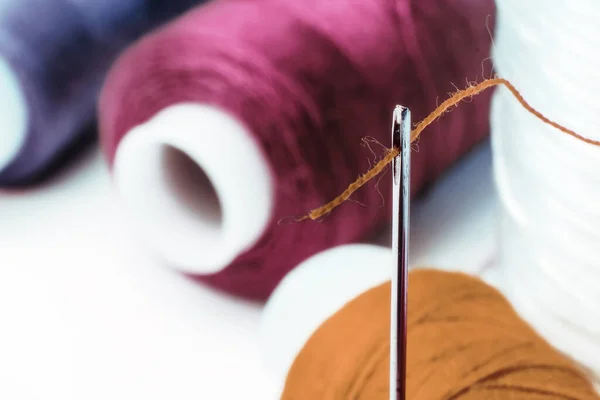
0,0,205,185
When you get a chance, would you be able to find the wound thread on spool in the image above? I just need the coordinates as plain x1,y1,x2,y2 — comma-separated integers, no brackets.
0,0,204,185
278,268,600,399
99,0,496,299
490,0,600,380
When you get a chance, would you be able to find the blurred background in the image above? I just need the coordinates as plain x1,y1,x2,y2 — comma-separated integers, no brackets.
1,0,599,399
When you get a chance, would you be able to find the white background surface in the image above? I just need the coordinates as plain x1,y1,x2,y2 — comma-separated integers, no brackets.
0,140,497,400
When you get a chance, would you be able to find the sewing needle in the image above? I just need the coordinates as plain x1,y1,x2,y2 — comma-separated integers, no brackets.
390,105,410,400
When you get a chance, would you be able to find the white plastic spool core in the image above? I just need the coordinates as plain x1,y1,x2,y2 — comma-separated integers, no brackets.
260,244,391,396
0,57,28,172
113,103,274,274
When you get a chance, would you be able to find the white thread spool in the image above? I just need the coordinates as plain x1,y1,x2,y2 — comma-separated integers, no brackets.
491,0,600,381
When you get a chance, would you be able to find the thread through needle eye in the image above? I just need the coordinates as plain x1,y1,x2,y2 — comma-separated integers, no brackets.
390,105,410,400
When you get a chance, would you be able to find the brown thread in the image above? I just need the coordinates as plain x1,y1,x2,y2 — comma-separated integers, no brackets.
300,77,600,221
281,269,600,399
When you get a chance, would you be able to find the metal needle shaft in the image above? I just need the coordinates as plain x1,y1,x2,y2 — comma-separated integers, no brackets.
390,105,411,400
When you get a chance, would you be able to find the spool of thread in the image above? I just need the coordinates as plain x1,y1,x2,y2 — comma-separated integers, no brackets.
99,0,495,299
260,244,600,399
0,0,205,185
490,0,600,379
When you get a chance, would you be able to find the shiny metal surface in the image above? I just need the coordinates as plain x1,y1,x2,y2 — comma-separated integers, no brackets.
390,105,410,400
